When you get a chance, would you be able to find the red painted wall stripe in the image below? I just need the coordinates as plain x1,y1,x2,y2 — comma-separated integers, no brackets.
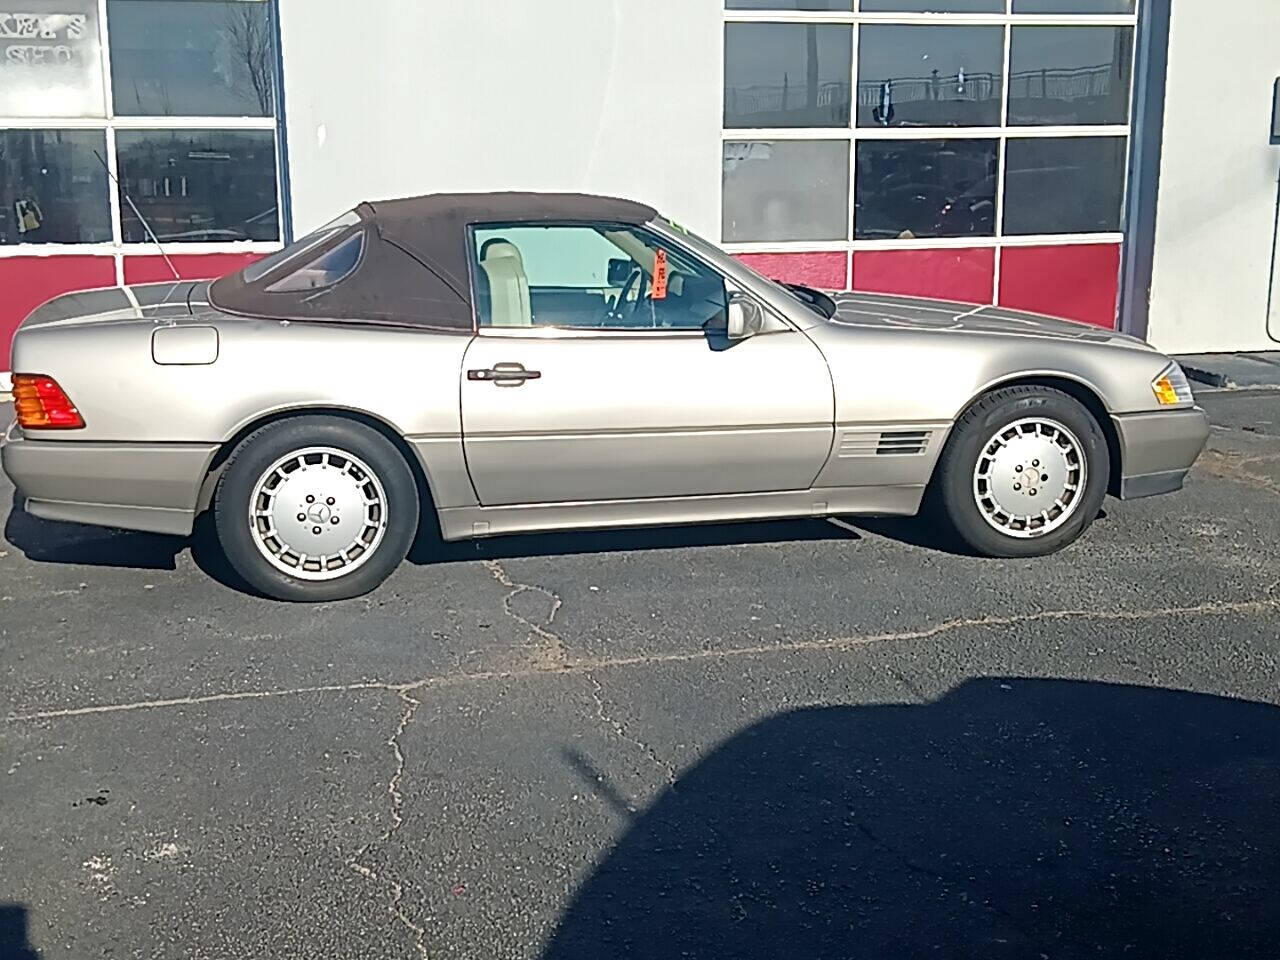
123,252,263,286
1,257,117,372
999,244,1121,329
852,248,995,305
734,252,847,291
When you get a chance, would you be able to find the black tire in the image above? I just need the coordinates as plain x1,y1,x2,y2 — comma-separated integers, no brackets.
213,416,419,602
930,386,1110,558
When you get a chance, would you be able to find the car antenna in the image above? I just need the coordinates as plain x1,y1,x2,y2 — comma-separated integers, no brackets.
93,149,180,283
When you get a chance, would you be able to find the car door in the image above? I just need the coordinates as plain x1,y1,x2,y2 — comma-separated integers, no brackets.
460,222,834,506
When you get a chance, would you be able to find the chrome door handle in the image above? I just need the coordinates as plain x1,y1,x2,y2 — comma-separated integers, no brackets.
467,363,542,386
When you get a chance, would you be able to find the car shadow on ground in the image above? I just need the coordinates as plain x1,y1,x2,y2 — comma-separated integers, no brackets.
0,904,40,960
406,515,864,566
5,489,878,591
3,491,253,592
3,491,185,571
5,487,1061,592
544,678,1280,960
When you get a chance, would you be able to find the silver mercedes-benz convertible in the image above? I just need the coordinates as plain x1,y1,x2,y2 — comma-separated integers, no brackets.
2,193,1209,601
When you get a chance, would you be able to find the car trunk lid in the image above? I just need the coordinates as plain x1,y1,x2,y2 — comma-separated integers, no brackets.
16,282,197,333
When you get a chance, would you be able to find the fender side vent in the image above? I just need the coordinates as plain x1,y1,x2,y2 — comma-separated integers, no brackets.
876,431,930,456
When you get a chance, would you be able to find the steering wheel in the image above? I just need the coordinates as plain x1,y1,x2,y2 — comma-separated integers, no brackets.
606,265,645,326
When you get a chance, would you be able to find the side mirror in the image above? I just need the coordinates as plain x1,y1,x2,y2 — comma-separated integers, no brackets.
727,291,764,340
607,258,632,286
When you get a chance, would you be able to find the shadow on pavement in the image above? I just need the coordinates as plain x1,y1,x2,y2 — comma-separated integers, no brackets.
4,491,183,570
407,515,861,566
0,904,40,960
4,490,864,596
847,508,1109,556
3,492,254,593
545,678,1279,960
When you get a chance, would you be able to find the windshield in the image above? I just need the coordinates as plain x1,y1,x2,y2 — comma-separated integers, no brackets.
655,216,836,319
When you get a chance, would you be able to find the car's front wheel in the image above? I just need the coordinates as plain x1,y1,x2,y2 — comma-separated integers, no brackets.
931,386,1110,558
213,416,419,601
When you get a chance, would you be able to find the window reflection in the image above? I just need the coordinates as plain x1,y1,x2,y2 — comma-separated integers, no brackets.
0,129,111,244
1009,27,1134,126
1012,0,1134,12
726,0,851,7
108,0,274,117
855,140,998,240
861,0,1003,11
725,24,852,128
857,25,1004,128
116,129,278,243
723,140,850,242
1003,137,1126,235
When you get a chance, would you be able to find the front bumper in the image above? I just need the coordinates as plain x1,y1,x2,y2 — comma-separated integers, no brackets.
1111,406,1211,501
1,420,217,536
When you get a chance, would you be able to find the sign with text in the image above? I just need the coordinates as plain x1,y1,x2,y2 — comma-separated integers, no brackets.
0,3,105,118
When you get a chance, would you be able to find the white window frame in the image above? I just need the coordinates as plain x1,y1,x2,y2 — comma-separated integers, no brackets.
0,0,285,276
722,0,1142,291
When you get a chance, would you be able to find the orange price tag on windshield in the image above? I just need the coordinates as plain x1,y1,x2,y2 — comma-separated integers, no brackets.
651,248,668,300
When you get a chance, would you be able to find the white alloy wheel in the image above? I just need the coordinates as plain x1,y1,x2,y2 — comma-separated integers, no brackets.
971,417,1087,539
248,446,389,580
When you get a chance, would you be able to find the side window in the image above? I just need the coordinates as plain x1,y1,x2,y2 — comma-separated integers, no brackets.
265,230,364,293
470,223,727,331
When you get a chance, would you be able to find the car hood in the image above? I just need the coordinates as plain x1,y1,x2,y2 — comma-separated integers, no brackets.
16,282,199,332
828,292,1150,347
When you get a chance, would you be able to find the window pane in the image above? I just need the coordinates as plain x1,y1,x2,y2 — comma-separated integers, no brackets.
1009,27,1134,126
243,211,360,282
854,139,997,240
470,225,727,331
116,129,278,243
108,0,274,116
725,24,852,129
266,231,363,292
726,0,850,8
0,130,111,245
1012,0,1135,12
1003,137,1126,235
857,25,1004,128
0,2,106,117
861,0,1003,11
724,140,850,242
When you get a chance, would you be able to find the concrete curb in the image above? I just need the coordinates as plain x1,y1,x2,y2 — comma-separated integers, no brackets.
1180,364,1234,389
1175,352,1280,391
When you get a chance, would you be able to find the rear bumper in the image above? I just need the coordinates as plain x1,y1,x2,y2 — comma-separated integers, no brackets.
1,422,216,536
1111,407,1211,501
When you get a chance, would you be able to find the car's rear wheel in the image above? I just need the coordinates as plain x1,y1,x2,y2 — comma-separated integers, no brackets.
213,416,418,601
931,386,1109,558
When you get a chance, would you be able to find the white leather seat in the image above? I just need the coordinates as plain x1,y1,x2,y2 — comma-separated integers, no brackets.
480,241,532,327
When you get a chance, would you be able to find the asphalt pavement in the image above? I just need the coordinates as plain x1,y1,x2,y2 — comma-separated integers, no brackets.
1,391,1278,960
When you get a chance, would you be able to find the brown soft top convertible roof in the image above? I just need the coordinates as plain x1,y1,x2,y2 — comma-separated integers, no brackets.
209,192,659,330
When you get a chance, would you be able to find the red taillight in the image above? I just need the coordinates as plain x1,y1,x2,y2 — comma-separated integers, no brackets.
12,374,85,430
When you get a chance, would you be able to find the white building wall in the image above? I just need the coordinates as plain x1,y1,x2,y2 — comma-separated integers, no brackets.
1147,0,1280,354
276,0,724,240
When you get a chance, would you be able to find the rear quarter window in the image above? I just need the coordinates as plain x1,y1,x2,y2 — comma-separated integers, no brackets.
265,231,365,293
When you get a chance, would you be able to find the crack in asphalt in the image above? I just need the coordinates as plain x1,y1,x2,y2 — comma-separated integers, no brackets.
347,688,429,960
482,559,569,670
585,672,678,799
8,596,1280,724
